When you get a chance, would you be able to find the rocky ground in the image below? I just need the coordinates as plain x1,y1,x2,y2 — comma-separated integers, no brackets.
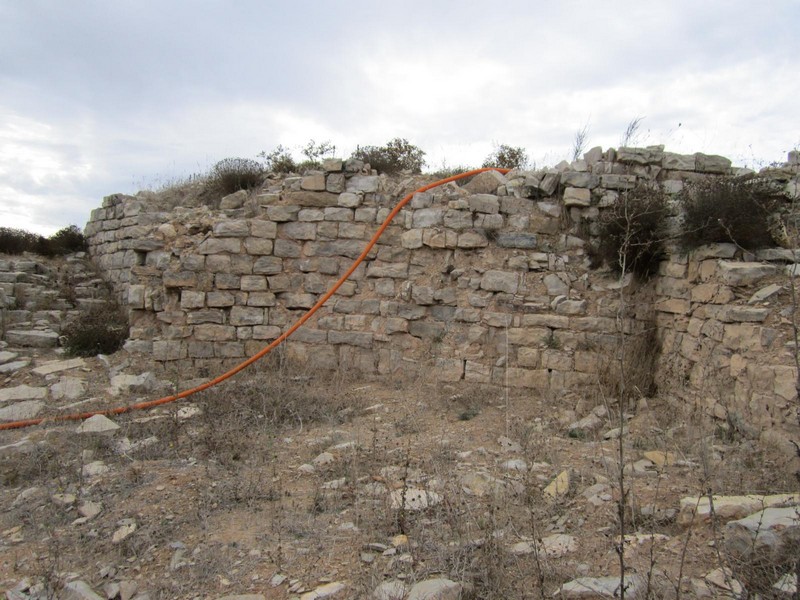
0,338,798,600
0,252,799,599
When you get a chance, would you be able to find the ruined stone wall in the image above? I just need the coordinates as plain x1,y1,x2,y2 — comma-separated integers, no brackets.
83,147,800,429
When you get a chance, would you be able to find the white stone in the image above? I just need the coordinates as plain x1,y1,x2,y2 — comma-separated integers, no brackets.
406,578,461,600
0,385,47,403
389,487,442,511
0,400,44,421
76,414,120,435
300,582,346,599
32,357,86,376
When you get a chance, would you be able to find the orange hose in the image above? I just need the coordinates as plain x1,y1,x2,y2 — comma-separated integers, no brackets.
0,168,509,431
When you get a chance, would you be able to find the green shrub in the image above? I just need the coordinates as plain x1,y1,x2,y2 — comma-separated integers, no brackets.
48,225,87,254
208,157,265,195
678,174,785,250
593,182,670,279
350,138,425,174
0,228,41,254
482,144,529,170
0,225,86,256
61,304,129,356
259,144,298,174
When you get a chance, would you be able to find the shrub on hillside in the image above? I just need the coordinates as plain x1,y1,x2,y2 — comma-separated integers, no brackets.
0,228,40,254
61,303,129,356
48,225,87,254
593,182,670,279
259,145,298,174
678,174,785,250
482,144,529,170
350,138,426,174
0,225,86,256
208,157,265,195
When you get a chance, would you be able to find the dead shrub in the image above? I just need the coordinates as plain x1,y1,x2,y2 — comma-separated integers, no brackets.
678,174,785,250
593,183,670,280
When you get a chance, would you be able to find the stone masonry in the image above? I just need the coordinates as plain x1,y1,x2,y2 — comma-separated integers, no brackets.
83,148,800,431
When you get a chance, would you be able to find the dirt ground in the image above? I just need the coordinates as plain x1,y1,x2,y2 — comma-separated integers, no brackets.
0,345,798,599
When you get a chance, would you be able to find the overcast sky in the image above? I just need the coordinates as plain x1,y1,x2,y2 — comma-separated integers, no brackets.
1,1,798,235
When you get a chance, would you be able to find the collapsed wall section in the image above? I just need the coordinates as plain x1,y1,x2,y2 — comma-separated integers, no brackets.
83,148,800,430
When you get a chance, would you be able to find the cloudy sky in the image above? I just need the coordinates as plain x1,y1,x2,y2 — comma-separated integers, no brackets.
1,1,798,235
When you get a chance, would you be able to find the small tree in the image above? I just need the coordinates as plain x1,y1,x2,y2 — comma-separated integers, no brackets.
351,138,426,174
259,145,298,174
481,144,529,170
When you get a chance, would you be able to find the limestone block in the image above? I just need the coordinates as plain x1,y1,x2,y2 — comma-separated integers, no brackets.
600,174,636,190
188,341,215,358
443,209,473,229
480,270,519,294
272,239,301,258
5,330,59,348
306,239,368,259
185,309,221,324
239,275,266,292
322,158,343,172
467,194,500,214
499,367,549,389
213,220,250,237
496,233,537,249
717,261,777,286
655,298,691,314
463,170,506,194
243,237,273,255
127,285,145,309
194,324,236,341
555,299,587,315
328,330,373,348
408,321,445,340
215,273,241,289
367,262,408,278
180,290,205,309
401,229,423,249
300,173,326,191
338,223,366,239
250,220,277,238
521,314,570,329
663,152,696,170
695,153,731,173
434,358,464,382
346,175,379,193
215,342,245,358
284,191,339,207
412,208,444,228
465,361,491,383
563,187,591,207
723,323,762,351
197,238,241,254
457,231,488,248
539,170,560,195
252,325,281,340
153,340,187,361
247,292,276,307
561,171,598,188
253,256,283,274
717,306,770,323
265,205,301,222
691,243,737,261
229,306,264,326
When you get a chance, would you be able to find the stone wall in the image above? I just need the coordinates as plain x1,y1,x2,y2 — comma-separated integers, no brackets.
83,147,800,430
